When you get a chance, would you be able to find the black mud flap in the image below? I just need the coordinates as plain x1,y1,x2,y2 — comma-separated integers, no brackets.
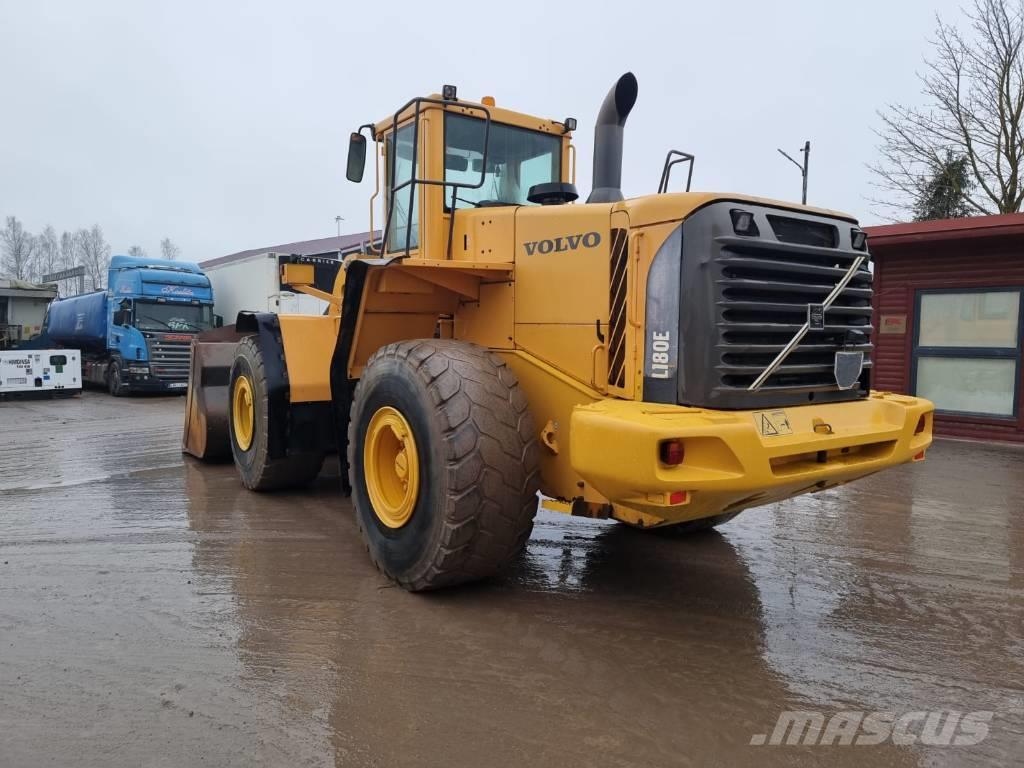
329,258,399,496
236,312,290,461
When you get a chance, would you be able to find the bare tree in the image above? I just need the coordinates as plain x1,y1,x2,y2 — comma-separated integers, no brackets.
37,225,62,279
60,231,78,269
78,224,111,291
55,231,83,295
872,0,1024,217
127,245,147,258
1,216,38,281
160,237,181,261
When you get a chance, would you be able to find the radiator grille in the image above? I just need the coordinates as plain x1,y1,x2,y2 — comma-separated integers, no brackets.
146,336,192,382
714,236,873,394
607,228,629,389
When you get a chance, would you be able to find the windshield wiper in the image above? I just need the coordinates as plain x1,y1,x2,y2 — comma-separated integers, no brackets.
137,314,172,330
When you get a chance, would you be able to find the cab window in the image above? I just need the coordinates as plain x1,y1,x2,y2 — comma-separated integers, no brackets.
385,122,419,251
443,114,561,209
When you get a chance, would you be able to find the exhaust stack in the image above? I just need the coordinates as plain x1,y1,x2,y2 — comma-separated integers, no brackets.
587,72,639,204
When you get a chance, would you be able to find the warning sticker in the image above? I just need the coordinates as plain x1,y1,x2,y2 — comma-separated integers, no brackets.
753,409,792,437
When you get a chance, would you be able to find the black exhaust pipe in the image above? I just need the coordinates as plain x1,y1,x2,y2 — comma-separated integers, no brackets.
587,72,639,204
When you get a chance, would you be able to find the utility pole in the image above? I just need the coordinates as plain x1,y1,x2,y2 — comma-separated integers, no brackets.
777,140,810,205
335,215,344,237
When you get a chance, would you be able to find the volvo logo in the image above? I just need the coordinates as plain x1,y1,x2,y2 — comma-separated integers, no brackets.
523,231,601,256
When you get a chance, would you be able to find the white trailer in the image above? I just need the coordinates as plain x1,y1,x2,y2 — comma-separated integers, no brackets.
0,349,82,397
203,252,332,324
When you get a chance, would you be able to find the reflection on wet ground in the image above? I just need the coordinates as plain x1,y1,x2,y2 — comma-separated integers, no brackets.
1,392,1022,766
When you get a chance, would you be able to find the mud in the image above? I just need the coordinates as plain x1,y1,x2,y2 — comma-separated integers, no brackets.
1,392,1022,767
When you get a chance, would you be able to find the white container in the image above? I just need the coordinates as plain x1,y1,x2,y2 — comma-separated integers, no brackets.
0,349,82,396
203,252,331,324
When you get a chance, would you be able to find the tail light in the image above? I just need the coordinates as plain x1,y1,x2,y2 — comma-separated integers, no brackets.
659,439,685,466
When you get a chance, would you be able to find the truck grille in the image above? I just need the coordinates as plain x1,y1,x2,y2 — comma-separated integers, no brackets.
713,235,873,395
147,336,193,382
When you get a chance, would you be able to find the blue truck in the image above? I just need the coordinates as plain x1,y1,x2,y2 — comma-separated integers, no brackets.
45,255,215,395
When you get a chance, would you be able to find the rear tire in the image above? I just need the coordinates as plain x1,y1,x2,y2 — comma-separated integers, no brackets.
228,336,324,490
348,340,540,591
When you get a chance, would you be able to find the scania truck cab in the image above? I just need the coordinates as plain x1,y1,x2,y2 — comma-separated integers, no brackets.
46,255,215,395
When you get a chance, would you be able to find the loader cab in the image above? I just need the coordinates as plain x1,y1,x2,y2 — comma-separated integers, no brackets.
348,91,576,258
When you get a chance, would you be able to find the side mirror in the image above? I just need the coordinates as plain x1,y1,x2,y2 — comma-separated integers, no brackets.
213,314,224,328
113,309,128,326
346,132,366,183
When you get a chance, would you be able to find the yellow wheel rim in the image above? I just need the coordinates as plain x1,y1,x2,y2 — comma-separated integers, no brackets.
232,374,255,451
364,406,420,529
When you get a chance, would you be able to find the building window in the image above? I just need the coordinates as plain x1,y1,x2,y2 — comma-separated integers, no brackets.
913,289,1022,418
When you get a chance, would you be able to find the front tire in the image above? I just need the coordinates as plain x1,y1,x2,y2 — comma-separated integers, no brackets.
228,336,324,490
107,360,124,397
348,340,540,591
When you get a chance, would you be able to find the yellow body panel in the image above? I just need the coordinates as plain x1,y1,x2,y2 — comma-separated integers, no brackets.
496,350,604,505
278,315,339,403
451,207,518,263
569,394,933,525
514,324,607,390
513,204,612,325
455,280,515,349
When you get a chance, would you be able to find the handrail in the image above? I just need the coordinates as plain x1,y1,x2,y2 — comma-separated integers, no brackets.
657,149,695,194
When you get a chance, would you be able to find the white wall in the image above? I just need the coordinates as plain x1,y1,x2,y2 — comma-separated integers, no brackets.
10,295,53,338
205,253,328,323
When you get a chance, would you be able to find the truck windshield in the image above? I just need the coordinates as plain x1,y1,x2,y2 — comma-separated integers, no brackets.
444,114,561,209
134,302,212,333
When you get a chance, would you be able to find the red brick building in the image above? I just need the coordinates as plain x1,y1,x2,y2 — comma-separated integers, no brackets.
866,214,1024,443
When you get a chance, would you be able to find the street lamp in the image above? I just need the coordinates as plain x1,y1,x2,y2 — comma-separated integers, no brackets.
777,140,810,205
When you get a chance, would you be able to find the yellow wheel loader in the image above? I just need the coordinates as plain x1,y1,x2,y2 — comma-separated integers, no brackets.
184,74,933,591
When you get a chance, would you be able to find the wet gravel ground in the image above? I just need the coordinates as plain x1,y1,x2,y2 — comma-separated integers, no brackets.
1,391,1022,767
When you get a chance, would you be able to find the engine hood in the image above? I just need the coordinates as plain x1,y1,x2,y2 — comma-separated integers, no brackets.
611,192,857,229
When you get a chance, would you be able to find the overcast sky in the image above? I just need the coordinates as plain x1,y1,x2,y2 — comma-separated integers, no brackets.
1,0,964,262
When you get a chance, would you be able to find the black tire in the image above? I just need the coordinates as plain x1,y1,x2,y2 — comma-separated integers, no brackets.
653,511,741,536
228,336,324,490
348,339,540,591
107,360,124,397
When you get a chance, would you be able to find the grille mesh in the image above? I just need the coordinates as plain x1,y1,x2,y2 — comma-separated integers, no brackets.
147,336,192,382
714,237,873,393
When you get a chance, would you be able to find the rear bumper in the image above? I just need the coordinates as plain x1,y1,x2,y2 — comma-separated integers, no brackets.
569,392,934,525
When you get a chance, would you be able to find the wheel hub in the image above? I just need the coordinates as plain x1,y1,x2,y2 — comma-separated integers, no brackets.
364,406,420,528
232,375,255,451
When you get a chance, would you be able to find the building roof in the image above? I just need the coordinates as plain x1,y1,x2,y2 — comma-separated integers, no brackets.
0,277,59,297
865,213,1024,248
201,230,378,269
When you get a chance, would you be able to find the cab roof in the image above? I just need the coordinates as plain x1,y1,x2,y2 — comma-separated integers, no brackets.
373,94,570,139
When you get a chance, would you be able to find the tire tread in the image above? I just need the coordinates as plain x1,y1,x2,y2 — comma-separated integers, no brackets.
348,339,540,591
